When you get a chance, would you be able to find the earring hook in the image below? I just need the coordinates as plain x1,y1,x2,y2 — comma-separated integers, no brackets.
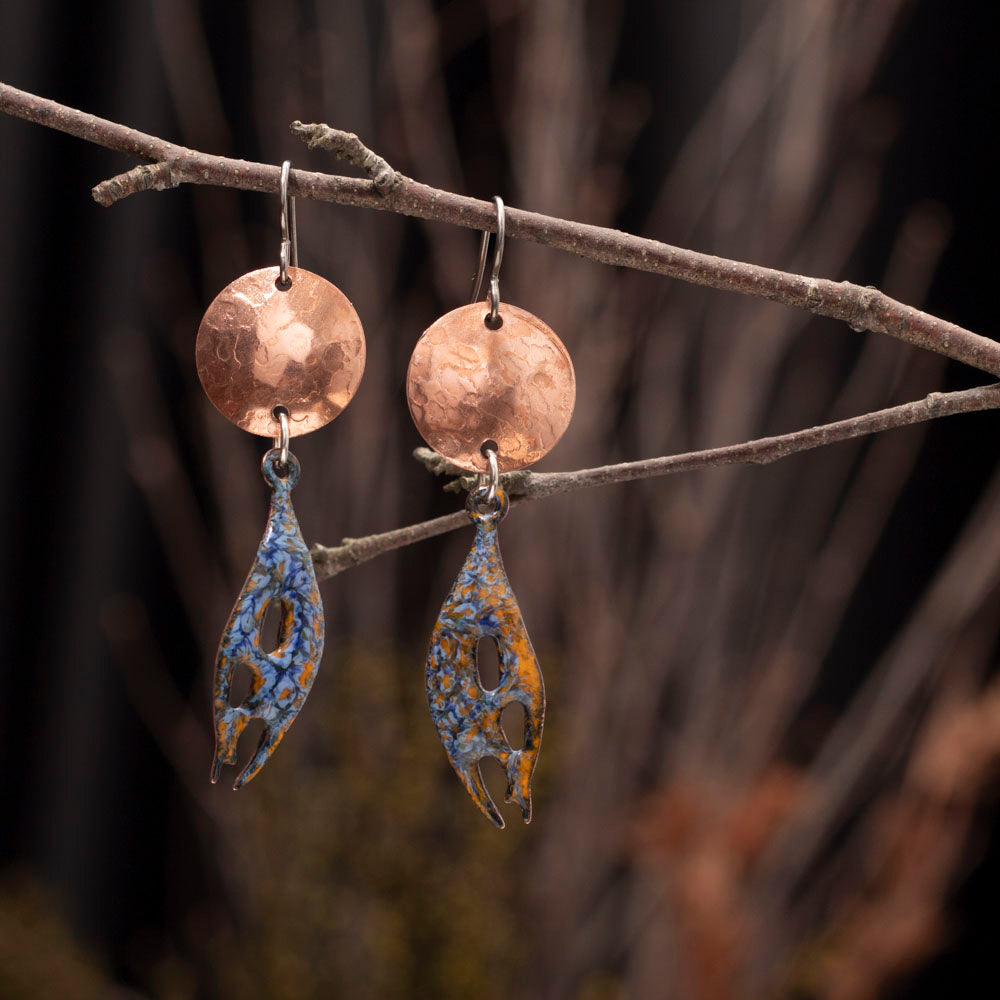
470,196,505,326
279,160,299,287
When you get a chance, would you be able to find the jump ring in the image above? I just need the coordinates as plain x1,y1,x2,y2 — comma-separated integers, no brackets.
477,441,500,505
274,407,290,468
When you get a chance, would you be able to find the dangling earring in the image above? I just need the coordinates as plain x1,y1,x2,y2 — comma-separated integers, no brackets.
406,197,575,827
196,161,365,788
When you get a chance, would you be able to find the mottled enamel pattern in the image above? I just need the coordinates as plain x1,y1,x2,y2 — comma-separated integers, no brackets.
426,489,545,827
211,450,323,789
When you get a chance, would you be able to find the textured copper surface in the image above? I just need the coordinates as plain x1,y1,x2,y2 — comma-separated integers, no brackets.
406,302,575,472
196,266,365,437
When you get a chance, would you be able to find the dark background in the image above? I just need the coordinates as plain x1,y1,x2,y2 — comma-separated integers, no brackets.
1,1,999,998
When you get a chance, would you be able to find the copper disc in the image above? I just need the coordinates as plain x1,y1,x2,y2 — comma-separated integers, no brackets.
406,302,575,473
196,266,366,437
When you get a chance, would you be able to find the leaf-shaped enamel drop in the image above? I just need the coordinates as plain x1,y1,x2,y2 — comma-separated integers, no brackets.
426,489,545,828
211,450,323,788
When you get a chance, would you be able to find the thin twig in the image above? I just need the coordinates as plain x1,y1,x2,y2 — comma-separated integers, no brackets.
412,447,533,494
1,81,998,375
311,383,1000,580
289,121,400,193
92,161,179,206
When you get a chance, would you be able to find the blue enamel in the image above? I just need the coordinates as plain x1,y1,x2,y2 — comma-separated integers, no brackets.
211,449,324,788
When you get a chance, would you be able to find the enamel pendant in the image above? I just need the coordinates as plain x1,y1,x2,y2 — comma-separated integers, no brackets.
407,197,574,826
196,160,365,787
426,489,545,827
210,450,324,788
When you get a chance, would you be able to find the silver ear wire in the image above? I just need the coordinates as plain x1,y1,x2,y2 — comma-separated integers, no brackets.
279,160,299,286
470,195,505,326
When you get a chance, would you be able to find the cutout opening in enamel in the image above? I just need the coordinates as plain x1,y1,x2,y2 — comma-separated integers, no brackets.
259,598,285,653
476,636,501,691
501,702,526,750
228,662,253,708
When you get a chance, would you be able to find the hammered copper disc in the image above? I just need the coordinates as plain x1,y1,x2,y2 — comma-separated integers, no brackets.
407,302,575,473
196,266,366,437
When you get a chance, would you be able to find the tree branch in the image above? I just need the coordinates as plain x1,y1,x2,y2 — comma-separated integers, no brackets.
311,384,1000,580
4,83,998,582
1,81,997,376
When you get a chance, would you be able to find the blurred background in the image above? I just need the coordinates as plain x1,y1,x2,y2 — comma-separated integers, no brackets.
2,1,999,997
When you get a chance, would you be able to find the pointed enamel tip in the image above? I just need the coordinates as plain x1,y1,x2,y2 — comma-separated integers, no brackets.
233,727,280,789
505,788,533,824
503,754,534,823
232,764,256,791
461,762,506,828
210,756,223,785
